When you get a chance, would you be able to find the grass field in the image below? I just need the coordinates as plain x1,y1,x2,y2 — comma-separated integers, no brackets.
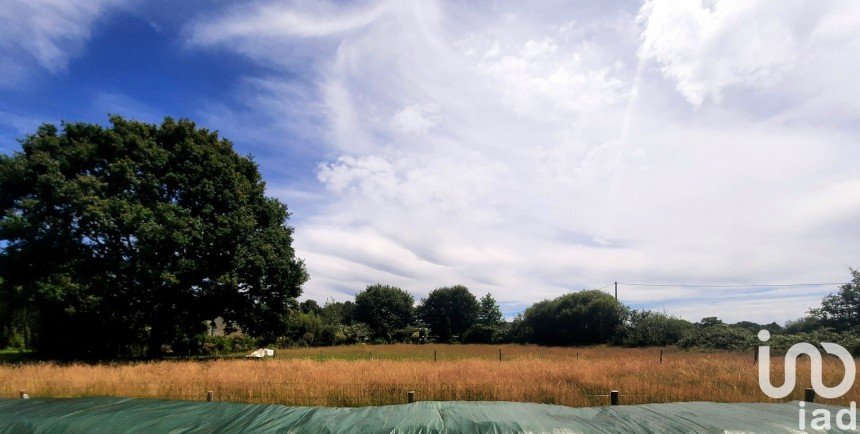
2,344,856,407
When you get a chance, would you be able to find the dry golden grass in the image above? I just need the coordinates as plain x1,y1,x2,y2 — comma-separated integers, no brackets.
2,345,857,407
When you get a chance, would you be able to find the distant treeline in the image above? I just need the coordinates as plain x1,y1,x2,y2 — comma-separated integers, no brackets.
9,270,860,358
196,269,860,356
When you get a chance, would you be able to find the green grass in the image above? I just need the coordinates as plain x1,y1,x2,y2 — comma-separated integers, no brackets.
0,348,35,364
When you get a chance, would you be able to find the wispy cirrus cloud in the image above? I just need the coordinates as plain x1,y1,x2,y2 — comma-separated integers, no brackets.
186,0,860,323
0,0,121,87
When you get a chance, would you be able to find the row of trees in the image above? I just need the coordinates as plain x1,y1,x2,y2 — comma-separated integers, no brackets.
5,262,859,356
273,270,860,354
273,284,507,347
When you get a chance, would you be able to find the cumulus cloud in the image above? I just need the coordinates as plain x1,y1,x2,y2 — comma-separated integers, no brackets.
638,0,860,116
188,0,860,322
0,0,119,86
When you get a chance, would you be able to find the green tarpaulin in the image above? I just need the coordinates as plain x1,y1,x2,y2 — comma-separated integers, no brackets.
0,397,854,433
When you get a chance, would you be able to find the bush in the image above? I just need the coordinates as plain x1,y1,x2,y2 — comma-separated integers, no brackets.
523,290,626,345
199,334,258,355
500,316,529,344
277,312,339,347
7,329,26,350
618,311,692,347
762,329,860,356
462,325,499,344
783,316,824,334
677,324,755,351
731,321,783,334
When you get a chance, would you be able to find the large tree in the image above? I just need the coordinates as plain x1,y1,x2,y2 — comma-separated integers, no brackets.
811,269,860,332
0,116,307,357
354,284,414,341
418,285,479,341
476,293,504,327
523,290,626,345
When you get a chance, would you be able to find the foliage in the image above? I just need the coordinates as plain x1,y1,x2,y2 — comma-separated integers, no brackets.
522,290,626,345
417,285,480,342
391,326,429,344
0,117,307,358
697,317,723,327
334,322,371,344
783,316,824,334
765,330,853,354
677,323,755,351
463,293,505,344
200,334,258,356
501,315,530,343
617,310,692,347
355,284,414,341
462,325,499,344
477,293,504,327
320,300,357,326
810,269,860,332
281,312,333,347
730,321,783,334
299,300,322,315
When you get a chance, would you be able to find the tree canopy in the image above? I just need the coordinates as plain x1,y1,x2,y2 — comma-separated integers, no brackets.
811,269,860,332
618,310,692,347
418,285,479,341
477,293,504,327
355,284,414,340
0,116,307,357
522,290,626,345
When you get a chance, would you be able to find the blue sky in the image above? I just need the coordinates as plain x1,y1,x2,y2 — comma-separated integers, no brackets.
2,0,860,323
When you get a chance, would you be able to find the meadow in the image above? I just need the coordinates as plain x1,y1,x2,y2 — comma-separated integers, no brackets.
1,344,856,407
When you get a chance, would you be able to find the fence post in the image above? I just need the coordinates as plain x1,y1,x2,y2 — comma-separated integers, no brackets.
804,388,816,403
659,349,663,364
408,390,415,403
610,390,619,406
434,350,437,362
499,348,502,362
207,390,214,402
19,390,28,400
754,350,758,364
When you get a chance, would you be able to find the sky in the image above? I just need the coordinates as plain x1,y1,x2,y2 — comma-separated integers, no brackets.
2,0,859,324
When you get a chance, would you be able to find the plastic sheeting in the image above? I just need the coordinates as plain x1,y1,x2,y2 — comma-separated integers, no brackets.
0,397,855,433
245,348,275,358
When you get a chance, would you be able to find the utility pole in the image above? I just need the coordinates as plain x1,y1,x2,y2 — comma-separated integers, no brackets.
614,282,618,300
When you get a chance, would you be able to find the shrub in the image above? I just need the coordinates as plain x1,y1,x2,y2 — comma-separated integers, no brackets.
677,324,755,351
200,334,259,355
762,330,860,356
462,325,498,344
618,311,692,347
523,290,626,345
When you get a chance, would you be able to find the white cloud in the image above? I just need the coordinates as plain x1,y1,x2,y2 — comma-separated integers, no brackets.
187,1,394,43
188,0,860,323
392,104,439,134
0,0,119,86
638,0,860,116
